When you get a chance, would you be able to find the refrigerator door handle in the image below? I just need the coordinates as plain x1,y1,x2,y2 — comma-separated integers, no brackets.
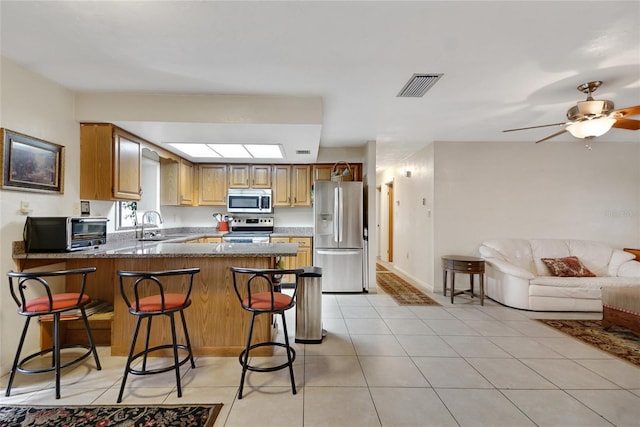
316,249,362,256
338,186,344,242
333,187,340,242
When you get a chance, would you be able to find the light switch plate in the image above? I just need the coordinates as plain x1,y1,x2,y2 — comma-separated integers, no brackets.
20,200,32,215
80,200,90,216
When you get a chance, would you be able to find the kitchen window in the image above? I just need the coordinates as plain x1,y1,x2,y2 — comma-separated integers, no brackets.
116,150,161,230
117,201,137,229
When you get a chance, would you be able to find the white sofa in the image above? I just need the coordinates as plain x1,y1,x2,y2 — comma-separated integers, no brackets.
478,239,640,311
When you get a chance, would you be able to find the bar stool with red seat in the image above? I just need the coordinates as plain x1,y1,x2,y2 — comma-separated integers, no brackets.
116,268,199,403
230,266,304,399
6,267,102,399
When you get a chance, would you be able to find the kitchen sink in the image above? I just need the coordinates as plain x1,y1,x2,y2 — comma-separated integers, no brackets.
137,236,169,241
137,234,188,242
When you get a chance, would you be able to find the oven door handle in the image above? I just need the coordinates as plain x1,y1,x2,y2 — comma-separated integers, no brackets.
74,218,110,223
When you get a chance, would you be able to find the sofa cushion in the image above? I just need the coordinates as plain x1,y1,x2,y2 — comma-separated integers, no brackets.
530,276,640,299
481,239,535,274
530,239,571,275
568,240,614,277
618,261,640,278
608,250,636,276
541,256,596,277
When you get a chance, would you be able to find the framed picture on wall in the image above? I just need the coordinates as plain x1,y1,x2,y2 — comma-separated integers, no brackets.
1,128,65,194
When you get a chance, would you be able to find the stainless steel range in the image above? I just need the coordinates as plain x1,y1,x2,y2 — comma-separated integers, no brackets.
222,216,273,243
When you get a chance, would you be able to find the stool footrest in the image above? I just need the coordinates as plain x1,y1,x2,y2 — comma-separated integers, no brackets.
128,344,193,376
17,344,96,375
239,342,296,373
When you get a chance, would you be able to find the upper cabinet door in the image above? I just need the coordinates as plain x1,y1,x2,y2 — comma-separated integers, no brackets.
251,164,272,188
113,132,142,200
80,123,141,201
160,158,195,206
272,165,291,207
313,163,361,182
291,165,311,207
179,159,194,205
199,164,228,206
228,164,250,188
228,164,272,188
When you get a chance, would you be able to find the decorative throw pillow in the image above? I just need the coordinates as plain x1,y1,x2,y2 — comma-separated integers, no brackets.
541,256,596,277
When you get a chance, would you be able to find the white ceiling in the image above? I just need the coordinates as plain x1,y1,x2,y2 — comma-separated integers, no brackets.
1,1,639,169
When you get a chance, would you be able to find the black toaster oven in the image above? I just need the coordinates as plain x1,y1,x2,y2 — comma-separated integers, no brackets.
23,216,108,252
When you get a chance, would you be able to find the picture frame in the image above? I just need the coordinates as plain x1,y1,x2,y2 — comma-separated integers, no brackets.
1,128,65,194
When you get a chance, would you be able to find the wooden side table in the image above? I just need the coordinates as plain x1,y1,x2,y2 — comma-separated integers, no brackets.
442,255,485,305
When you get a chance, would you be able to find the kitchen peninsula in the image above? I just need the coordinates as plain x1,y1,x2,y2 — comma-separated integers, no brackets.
12,239,299,357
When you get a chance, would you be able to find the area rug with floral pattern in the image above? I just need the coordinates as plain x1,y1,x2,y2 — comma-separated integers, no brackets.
538,319,640,367
376,262,389,272
0,404,222,427
376,263,439,306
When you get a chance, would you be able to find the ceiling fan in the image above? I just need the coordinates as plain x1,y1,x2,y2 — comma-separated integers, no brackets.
503,81,640,144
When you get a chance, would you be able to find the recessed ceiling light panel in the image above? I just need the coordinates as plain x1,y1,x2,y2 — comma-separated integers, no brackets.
245,144,283,158
207,144,252,158
169,143,221,158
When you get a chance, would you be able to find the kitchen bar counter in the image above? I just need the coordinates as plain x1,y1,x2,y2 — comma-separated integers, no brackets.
12,239,299,357
13,240,298,260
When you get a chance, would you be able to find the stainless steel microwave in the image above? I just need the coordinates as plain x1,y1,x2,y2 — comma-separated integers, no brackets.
227,189,273,214
23,216,108,252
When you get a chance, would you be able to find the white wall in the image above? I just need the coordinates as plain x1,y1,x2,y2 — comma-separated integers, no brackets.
377,139,640,292
0,56,80,373
377,144,435,291
434,140,640,263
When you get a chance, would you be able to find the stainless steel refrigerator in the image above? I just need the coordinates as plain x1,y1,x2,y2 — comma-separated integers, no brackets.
313,181,364,292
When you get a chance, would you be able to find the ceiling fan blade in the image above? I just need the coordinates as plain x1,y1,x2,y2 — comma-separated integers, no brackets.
503,122,566,133
612,118,640,130
535,129,568,144
611,105,640,118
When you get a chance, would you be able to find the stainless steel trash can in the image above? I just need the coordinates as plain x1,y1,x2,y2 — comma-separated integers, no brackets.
295,266,324,344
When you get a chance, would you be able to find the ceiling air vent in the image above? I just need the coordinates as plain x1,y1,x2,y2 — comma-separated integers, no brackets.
296,150,311,155
397,73,443,97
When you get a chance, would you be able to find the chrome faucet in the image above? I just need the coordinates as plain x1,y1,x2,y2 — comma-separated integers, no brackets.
140,210,163,238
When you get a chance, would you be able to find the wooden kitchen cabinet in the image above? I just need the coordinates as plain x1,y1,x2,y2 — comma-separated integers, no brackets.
291,237,312,268
200,236,222,243
228,164,272,188
160,158,194,206
272,165,291,207
228,164,250,188
251,164,272,188
180,159,194,204
80,123,142,201
313,163,362,182
183,238,202,243
270,236,312,282
291,165,312,207
272,165,311,207
198,164,228,206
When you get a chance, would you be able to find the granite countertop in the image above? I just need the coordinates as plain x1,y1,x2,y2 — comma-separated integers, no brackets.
12,226,312,260
12,236,299,259
271,227,313,237
99,242,300,257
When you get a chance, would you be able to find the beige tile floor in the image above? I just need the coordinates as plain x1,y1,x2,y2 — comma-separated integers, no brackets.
2,267,640,426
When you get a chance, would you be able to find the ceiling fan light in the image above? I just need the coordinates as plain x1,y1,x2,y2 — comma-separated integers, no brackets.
566,117,616,138
577,100,604,116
